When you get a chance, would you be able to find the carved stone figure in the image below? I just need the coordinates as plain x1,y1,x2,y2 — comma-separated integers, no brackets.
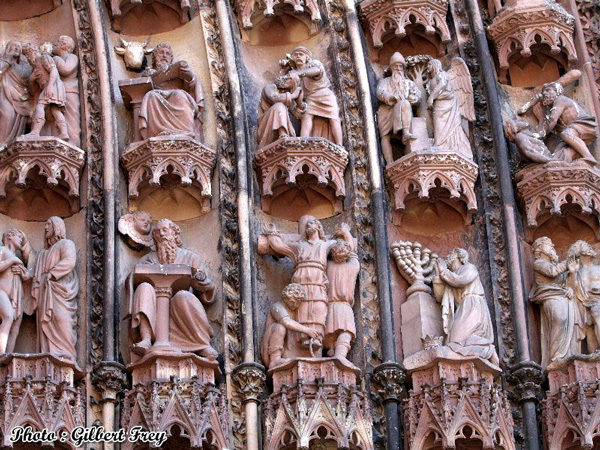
324,237,359,363
519,71,598,165
31,217,79,359
504,118,552,164
0,229,31,354
0,41,31,146
376,52,421,165
138,43,204,141
257,75,302,149
432,248,499,365
118,211,154,250
24,54,69,140
281,47,342,146
260,216,356,357
567,241,600,351
114,37,153,71
261,283,320,368
53,36,80,146
530,237,581,368
425,58,475,159
128,219,217,360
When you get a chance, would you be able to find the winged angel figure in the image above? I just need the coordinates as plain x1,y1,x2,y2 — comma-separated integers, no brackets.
425,58,475,159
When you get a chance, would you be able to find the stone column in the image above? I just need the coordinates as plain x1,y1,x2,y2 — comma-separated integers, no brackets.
463,0,545,448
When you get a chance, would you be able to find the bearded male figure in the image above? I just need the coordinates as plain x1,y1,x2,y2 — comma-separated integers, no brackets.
139,43,204,141
530,237,582,368
129,219,217,360
31,217,79,359
376,52,421,165
0,41,31,146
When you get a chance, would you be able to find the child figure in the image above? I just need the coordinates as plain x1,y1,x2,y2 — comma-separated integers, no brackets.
25,54,69,140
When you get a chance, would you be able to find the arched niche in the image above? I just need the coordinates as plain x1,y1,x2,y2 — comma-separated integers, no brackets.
0,0,62,21
373,22,446,63
108,0,197,35
243,5,318,46
502,42,566,88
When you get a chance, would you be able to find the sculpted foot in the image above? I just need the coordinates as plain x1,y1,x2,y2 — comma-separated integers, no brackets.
200,347,219,361
131,338,151,356
271,357,291,368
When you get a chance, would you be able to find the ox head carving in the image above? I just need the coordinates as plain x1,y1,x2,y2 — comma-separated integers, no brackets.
114,37,153,71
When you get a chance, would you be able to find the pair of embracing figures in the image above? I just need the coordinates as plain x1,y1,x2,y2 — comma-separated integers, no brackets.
532,237,600,368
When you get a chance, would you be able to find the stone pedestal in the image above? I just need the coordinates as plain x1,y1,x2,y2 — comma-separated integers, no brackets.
0,136,85,213
255,137,349,217
488,0,576,72
403,350,515,450
360,0,450,54
385,151,478,224
544,357,600,450
128,351,220,385
122,352,226,450
400,289,444,358
516,162,600,239
0,354,84,448
121,136,216,212
264,358,373,450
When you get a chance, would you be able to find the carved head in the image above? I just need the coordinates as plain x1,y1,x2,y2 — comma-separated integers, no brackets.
299,215,325,241
133,211,153,235
274,75,296,91
152,219,182,264
389,52,406,74
152,43,174,71
568,240,597,263
40,54,55,72
281,283,306,311
45,217,66,248
532,237,558,263
3,40,22,59
2,229,24,250
291,46,312,69
40,42,53,56
22,43,40,65
426,58,442,76
56,36,75,54
446,248,468,270
331,240,352,264
114,37,153,71
541,82,563,106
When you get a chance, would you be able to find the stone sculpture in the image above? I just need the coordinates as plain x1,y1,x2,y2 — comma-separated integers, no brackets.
376,52,421,166
118,211,154,250
259,217,357,360
24,54,70,141
518,71,598,165
0,229,31,354
31,217,79,359
426,58,475,159
280,47,342,146
114,38,153,71
257,75,302,149
504,118,552,164
432,248,499,365
128,219,217,360
0,41,31,146
53,36,80,146
138,43,204,141
261,283,321,368
530,237,581,368
324,238,359,363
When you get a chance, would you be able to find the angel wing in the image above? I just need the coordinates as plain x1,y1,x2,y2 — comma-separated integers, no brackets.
448,57,475,122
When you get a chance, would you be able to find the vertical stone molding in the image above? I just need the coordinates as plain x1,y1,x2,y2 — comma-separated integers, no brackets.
0,354,84,448
404,355,515,450
488,0,577,74
576,0,600,95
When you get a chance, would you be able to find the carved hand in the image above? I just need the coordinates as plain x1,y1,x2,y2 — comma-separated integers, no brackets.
263,223,280,236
